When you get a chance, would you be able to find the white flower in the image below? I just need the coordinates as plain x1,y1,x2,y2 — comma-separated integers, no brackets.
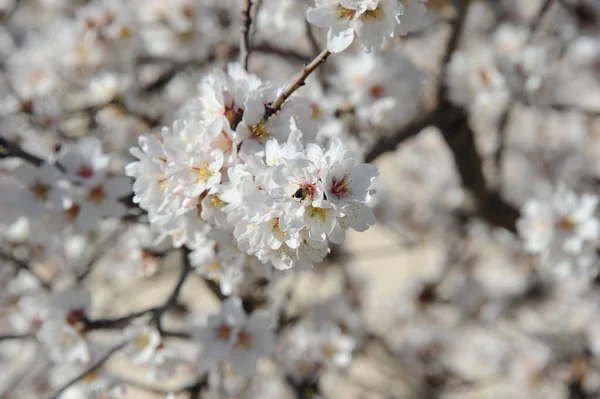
395,0,429,35
127,63,379,270
197,297,275,376
88,73,126,104
9,293,49,333
189,230,245,296
74,176,131,232
307,0,406,53
323,140,378,210
307,0,356,53
147,347,180,381
123,323,162,365
12,162,64,219
49,346,126,398
517,183,600,278
126,133,169,220
58,137,110,185
37,322,91,364
35,288,92,363
312,324,355,368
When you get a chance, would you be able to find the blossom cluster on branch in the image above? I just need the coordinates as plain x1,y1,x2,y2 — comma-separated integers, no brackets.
2,0,600,398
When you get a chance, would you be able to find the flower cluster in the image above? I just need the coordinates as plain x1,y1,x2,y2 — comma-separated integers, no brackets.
517,183,600,279
196,297,275,375
0,138,131,251
10,288,127,398
307,0,429,53
127,64,379,283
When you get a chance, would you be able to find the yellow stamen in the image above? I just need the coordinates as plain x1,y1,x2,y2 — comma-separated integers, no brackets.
30,182,50,200
250,121,270,144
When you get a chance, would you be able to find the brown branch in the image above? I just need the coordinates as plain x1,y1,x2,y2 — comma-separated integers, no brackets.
153,247,192,334
436,0,472,103
264,49,332,119
49,342,125,399
85,247,192,334
305,19,329,89
240,0,253,70
84,307,158,330
495,0,553,178
364,109,440,163
434,101,520,232
109,373,208,396
0,250,52,289
0,332,32,341
0,136,45,167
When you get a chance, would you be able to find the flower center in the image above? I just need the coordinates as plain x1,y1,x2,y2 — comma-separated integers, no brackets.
30,181,50,200
308,206,328,223
65,203,80,221
250,121,270,144
158,178,168,191
210,194,226,208
193,162,212,182
216,324,232,341
331,177,350,197
88,185,106,204
134,333,151,348
320,341,337,358
235,329,252,349
271,217,288,238
478,68,492,87
310,103,322,120
65,308,87,334
369,84,385,98
336,5,357,21
77,164,95,178
181,5,195,19
360,5,385,21
557,216,576,231
206,261,222,274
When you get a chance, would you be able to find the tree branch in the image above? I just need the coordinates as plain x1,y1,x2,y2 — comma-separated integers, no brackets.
48,342,125,399
0,332,32,341
153,247,193,334
0,136,45,167
240,0,253,70
364,109,440,163
264,49,332,119
434,101,520,232
84,307,158,330
436,0,472,103
0,250,52,289
85,247,193,334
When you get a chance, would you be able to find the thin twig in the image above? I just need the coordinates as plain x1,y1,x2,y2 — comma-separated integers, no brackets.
48,342,125,399
108,373,208,396
0,250,52,289
153,247,193,334
84,307,158,330
75,228,126,283
495,0,553,179
85,247,193,334
305,19,329,89
436,0,472,103
0,136,45,167
364,109,440,163
0,332,32,341
240,0,253,70
264,49,332,119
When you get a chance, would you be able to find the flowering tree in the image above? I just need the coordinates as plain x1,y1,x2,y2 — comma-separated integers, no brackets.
1,0,600,398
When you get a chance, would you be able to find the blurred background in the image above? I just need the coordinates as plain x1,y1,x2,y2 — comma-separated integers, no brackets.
2,0,600,398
